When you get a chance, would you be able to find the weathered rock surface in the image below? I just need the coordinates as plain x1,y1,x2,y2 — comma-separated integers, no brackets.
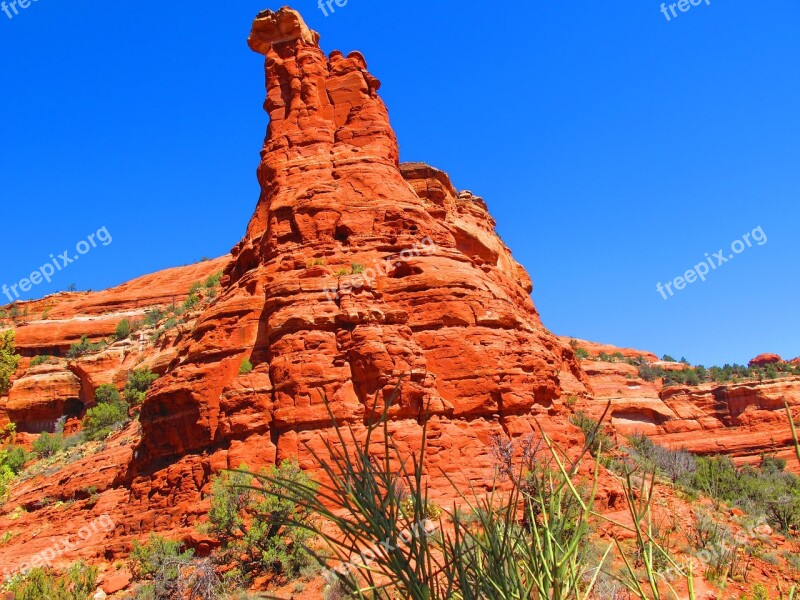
0,259,226,433
133,7,585,482
749,353,783,367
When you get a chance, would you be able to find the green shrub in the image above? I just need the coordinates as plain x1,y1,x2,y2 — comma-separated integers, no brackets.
123,369,158,405
350,263,365,275
66,335,107,359
95,384,122,405
761,453,787,473
637,363,663,382
205,272,223,288
30,355,53,367
0,445,29,474
130,534,202,599
144,308,167,328
115,319,131,341
0,445,29,497
82,401,129,441
251,389,692,600
570,411,616,460
239,358,253,375
0,330,21,396
32,432,64,458
207,461,317,580
5,561,97,600
182,293,200,312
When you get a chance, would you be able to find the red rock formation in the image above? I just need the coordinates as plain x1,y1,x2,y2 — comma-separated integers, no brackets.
3,257,227,357
5,363,82,432
0,259,227,433
133,7,585,480
749,353,783,367
559,337,658,362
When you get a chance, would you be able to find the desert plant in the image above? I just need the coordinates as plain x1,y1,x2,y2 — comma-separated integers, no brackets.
115,319,132,341
124,369,159,405
570,411,616,462
205,272,223,288
4,561,97,600
0,445,29,497
82,401,129,441
131,534,196,600
95,383,122,405
242,384,616,600
239,358,253,376
144,308,167,328
30,355,53,367
0,330,21,396
208,461,317,580
66,335,107,359
32,432,64,458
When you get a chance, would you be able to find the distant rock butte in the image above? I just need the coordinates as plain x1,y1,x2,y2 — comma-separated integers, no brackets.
0,6,797,578
749,353,783,367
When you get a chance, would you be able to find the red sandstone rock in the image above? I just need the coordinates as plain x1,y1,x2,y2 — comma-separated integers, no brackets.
559,337,659,362
749,353,783,367
133,7,586,482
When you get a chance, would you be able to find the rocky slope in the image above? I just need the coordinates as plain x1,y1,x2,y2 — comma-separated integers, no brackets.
571,350,800,472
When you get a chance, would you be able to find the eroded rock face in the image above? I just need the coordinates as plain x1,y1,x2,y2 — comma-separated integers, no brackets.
133,8,584,476
6,364,82,432
574,352,800,471
0,259,227,433
749,353,783,367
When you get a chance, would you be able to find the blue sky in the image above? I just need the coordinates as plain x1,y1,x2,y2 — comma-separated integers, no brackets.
1,0,798,366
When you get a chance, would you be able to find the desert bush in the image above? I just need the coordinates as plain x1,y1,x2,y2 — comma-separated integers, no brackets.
637,363,663,382
124,369,159,405
144,308,167,328
32,432,64,458
207,461,317,580
0,445,29,497
115,319,132,341
0,330,21,396
205,272,222,288
239,358,253,375
131,534,196,600
30,355,54,367
570,411,616,461
82,401,129,441
248,388,614,599
95,383,122,405
4,561,97,600
182,293,200,312
66,335,107,359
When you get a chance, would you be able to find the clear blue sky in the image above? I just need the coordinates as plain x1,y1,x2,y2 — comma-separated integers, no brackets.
1,1,798,366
